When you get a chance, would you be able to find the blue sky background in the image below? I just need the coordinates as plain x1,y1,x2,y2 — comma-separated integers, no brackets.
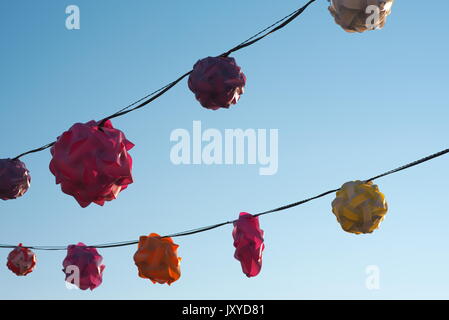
0,0,448,299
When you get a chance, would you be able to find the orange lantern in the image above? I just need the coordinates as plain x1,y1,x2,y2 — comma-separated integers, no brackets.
133,233,181,285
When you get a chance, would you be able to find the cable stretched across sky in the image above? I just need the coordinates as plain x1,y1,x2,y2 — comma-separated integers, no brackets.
12,0,317,160
1,146,448,251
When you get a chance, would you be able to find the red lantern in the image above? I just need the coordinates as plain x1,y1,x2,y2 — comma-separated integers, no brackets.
7,244,36,276
188,56,246,110
49,120,134,208
62,243,105,291
232,212,265,278
0,158,31,200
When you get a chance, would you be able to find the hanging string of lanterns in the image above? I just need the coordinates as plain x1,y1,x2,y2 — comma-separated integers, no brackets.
1,145,449,290
0,0,397,206
0,0,421,291
2,213,266,289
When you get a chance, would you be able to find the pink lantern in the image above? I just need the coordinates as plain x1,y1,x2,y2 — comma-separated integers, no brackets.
188,56,246,110
0,158,31,200
7,244,36,276
49,120,134,208
232,212,265,277
62,242,105,291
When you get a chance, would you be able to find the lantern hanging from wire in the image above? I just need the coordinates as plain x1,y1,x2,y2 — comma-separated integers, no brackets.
188,56,246,110
0,158,31,201
49,120,134,208
328,0,394,33
62,242,106,291
7,244,37,276
133,233,181,285
232,212,265,277
331,180,388,234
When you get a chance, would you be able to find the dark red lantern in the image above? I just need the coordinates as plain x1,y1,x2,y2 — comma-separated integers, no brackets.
62,242,105,291
7,244,37,276
49,120,134,208
232,212,265,278
188,56,246,110
0,158,31,200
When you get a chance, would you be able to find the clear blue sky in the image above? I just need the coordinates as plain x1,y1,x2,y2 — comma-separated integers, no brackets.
0,0,448,299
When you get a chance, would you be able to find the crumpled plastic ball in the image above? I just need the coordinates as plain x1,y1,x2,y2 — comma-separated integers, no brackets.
62,242,105,291
49,119,134,208
7,244,37,276
0,158,31,201
329,0,394,33
133,233,181,285
332,180,388,234
232,212,265,278
188,56,246,110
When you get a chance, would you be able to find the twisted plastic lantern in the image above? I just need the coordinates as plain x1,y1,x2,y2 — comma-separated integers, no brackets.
62,243,105,291
133,233,181,285
329,0,394,33
49,120,134,208
188,56,246,110
7,244,37,276
0,158,31,201
232,212,265,278
332,180,388,234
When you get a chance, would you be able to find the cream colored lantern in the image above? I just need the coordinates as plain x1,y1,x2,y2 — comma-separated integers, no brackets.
329,0,394,33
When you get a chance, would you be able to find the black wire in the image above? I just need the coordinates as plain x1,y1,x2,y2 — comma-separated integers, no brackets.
98,70,193,126
254,188,340,218
1,147,448,251
11,0,317,159
13,142,56,160
11,75,185,160
102,84,173,120
0,244,66,251
364,148,449,182
230,4,309,49
220,0,316,57
162,220,236,239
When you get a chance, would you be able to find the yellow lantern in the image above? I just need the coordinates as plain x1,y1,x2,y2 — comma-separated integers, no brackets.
331,180,388,234
328,0,394,33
